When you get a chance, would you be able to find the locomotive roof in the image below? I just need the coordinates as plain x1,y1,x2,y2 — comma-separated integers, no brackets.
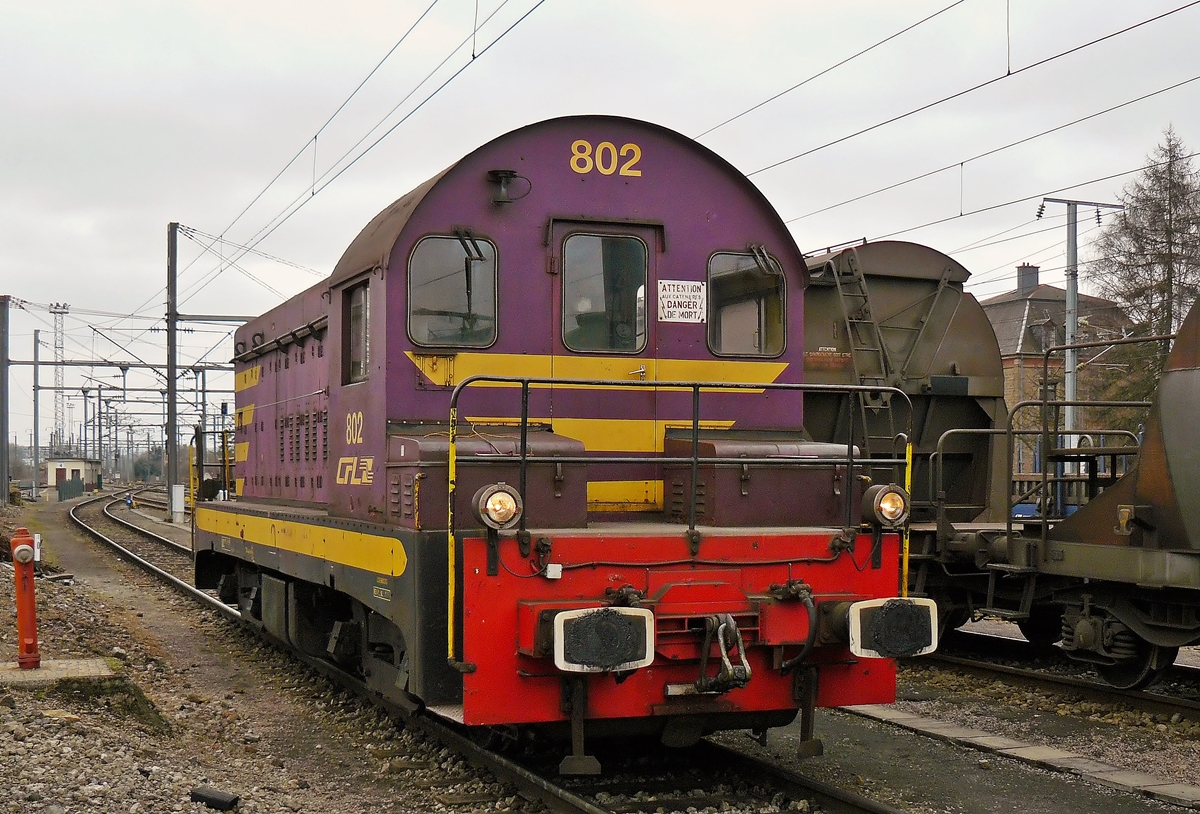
325,114,802,290
328,169,450,289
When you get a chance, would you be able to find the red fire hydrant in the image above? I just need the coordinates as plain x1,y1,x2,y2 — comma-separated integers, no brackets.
9,527,41,669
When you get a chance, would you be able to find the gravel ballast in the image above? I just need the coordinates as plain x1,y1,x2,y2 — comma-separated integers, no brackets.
0,499,531,814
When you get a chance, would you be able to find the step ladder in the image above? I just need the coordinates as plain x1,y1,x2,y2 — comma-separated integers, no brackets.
982,563,1038,620
832,250,896,461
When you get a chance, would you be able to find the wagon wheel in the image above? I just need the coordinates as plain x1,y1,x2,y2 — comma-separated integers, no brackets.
1016,606,1063,649
1096,642,1178,690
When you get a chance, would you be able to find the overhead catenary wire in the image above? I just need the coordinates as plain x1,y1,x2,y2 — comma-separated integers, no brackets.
825,149,1200,249
177,226,323,277
118,1,445,335
212,0,443,245
17,5,1199,441
693,0,968,140
750,1,1200,178
786,72,1200,224
182,0,547,309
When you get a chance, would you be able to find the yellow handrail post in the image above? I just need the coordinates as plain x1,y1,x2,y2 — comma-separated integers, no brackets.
902,441,913,598
446,404,459,662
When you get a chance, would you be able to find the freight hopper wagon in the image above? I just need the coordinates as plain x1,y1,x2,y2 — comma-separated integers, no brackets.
800,242,1010,633
193,115,936,773
930,296,1200,690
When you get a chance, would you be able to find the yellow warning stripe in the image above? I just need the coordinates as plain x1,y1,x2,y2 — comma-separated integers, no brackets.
195,507,407,576
235,366,261,392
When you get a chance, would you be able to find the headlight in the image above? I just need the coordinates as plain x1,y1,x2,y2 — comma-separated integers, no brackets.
862,483,910,528
472,482,523,530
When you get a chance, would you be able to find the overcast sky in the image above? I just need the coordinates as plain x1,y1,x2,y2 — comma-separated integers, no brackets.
3,0,1198,451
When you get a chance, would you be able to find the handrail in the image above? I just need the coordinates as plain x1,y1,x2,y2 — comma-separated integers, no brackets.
1006,398,1150,548
929,426,1140,528
930,428,1008,532
443,374,915,667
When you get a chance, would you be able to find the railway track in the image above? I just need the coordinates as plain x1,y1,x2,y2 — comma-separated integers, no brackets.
123,486,186,517
69,492,228,617
65,492,899,814
924,628,1200,723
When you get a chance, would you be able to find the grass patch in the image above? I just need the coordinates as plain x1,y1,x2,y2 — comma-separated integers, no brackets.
47,677,171,732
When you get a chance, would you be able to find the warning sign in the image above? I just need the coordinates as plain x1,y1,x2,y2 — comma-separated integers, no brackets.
658,280,706,323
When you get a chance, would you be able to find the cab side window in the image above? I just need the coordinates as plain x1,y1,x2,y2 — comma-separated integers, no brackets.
344,281,370,383
562,234,646,352
707,251,784,356
408,233,498,347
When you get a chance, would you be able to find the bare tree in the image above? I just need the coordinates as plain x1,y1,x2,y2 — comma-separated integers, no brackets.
1088,127,1200,400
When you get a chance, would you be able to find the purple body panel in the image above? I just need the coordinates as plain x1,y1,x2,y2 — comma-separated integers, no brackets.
234,281,330,504
233,116,808,517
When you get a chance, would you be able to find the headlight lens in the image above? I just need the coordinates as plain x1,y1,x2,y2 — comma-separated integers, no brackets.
862,483,910,528
485,491,518,525
472,483,523,530
878,490,907,523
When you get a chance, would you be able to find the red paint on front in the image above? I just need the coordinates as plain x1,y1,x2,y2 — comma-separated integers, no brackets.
461,530,900,725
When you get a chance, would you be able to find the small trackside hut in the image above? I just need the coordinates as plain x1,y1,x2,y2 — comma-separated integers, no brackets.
193,115,936,773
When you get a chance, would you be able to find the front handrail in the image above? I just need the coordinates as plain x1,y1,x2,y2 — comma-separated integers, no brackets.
444,374,914,666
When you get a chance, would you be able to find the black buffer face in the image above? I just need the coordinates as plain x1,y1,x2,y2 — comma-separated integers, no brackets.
858,599,934,658
562,608,648,671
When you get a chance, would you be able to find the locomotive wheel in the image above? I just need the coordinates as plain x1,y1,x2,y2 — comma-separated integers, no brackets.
1016,606,1063,649
1096,643,1179,690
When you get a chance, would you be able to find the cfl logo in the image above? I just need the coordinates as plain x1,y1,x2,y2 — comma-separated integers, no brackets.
336,456,375,486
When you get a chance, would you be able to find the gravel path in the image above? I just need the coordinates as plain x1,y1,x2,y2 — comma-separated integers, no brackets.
894,658,1200,788
0,499,533,814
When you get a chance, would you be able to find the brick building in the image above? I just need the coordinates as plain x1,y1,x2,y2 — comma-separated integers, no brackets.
979,264,1132,474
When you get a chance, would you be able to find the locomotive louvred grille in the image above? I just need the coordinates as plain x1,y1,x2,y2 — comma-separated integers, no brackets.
668,479,705,519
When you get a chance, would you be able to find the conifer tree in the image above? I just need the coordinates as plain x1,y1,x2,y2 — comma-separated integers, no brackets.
1088,127,1200,401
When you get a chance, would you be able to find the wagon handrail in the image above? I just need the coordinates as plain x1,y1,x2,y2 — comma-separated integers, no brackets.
444,374,914,666
930,426,1141,531
1006,398,1152,548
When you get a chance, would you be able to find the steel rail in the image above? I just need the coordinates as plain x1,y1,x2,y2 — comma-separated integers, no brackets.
70,494,610,814
694,740,909,814
101,500,193,556
68,492,906,814
272,636,612,814
929,629,1200,719
68,493,240,621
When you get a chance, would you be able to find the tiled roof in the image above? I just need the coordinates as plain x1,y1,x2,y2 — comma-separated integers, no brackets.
979,284,1131,356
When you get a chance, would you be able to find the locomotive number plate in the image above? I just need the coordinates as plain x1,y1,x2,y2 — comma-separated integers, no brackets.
570,139,643,177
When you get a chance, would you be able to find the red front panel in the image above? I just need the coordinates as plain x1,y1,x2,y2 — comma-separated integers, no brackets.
461,530,901,725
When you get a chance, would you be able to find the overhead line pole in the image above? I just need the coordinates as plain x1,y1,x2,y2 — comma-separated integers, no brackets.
0,295,9,505
167,222,179,508
1040,197,1124,440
